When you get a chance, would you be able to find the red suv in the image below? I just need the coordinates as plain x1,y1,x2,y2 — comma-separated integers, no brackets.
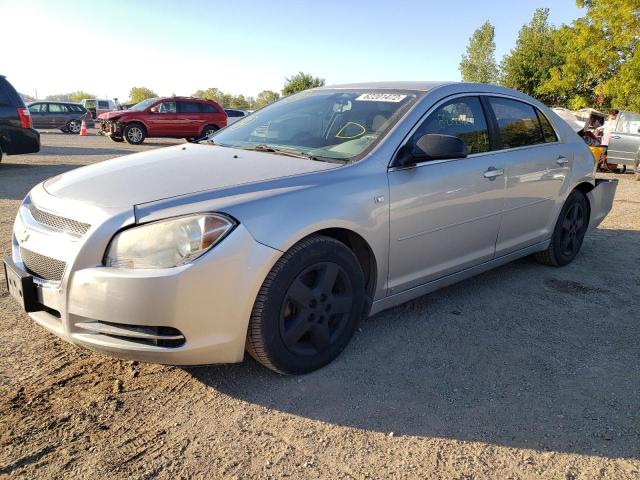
98,97,227,145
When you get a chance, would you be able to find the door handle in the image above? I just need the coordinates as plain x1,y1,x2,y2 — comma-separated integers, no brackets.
483,166,504,180
556,155,569,165
611,135,621,139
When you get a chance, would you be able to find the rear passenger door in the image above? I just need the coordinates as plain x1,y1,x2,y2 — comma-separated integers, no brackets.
486,97,571,256
388,96,505,293
47,103,67,128
606,112,640,167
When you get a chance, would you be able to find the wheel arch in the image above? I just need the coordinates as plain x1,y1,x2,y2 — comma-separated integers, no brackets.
573,181,595,220
124,119,148,134
295,227,377,314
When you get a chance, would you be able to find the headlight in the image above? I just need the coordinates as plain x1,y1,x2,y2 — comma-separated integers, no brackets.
105,214,235,269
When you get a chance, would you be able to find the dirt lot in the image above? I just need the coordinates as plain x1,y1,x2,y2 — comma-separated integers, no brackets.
1,131,639,479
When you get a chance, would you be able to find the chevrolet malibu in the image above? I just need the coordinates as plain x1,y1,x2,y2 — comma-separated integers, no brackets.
4,82,617,374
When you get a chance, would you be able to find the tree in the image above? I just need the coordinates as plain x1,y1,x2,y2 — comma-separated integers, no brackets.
500,8,563,104
539,0,640,110
254,90,280,109
282,72,325,96
45,91,95,102
192,87,227,105
459,21,499,83
129,86,157,104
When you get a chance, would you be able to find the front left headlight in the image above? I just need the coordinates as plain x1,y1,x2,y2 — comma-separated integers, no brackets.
105,214,235,269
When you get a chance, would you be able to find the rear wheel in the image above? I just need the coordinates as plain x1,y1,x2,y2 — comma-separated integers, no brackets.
67,120,81,134
123,123,146,145
201,124,219,139
535,190,589,267
246,235,365,374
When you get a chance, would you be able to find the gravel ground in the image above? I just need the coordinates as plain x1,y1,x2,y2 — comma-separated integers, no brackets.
1,131,639,479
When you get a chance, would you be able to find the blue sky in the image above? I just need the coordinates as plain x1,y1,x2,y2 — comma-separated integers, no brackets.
1,0,584,100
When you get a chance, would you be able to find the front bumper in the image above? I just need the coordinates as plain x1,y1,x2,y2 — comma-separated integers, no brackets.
587,178,618,230
8,186,281,365
99,120,123,137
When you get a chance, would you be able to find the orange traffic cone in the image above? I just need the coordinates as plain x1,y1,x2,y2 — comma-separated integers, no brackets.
80,119,87,136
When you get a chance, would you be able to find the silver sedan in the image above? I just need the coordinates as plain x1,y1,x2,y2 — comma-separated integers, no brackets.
4,82,617,374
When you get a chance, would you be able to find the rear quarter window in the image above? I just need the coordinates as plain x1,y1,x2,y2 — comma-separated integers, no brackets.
489,97,545,149
98,100,110,109
0,78,20,106
536,109,558,143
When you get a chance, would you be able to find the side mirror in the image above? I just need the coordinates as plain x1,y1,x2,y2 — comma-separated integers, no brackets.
149,106,158,113
397,134,468,167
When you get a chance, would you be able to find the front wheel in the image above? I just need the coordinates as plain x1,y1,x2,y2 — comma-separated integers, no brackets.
535,190,589,267
110,135,124,143
246,235,366,374
123,123,146,145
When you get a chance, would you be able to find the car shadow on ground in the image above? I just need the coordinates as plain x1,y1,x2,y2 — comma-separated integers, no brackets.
37,146,133,156
0,163,79,200
188,229,640,459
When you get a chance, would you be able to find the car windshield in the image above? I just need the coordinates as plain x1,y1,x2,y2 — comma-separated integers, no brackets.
128,98,159,111
212,89,418,161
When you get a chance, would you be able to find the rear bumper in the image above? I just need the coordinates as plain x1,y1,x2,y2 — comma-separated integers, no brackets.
2,127,40,155
587,179,618,230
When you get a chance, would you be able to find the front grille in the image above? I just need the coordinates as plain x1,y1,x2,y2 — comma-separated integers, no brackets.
29,203,91,236
20,247,66,282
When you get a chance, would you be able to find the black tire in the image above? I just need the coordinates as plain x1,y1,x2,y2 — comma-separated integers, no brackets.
67,120,81,134
246,235,366,374
535,190,589,267
201,124,219,138
110,135,125,143
123,123,146,145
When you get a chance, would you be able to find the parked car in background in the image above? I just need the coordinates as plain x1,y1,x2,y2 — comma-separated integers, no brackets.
224,108,249,125
4,82,617,374
28,101,91,134
605,111,640,174
97,96,227,144
0,75,39,162
81,98,118,121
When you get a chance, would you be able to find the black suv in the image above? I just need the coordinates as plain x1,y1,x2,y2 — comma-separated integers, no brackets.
0,75,39,163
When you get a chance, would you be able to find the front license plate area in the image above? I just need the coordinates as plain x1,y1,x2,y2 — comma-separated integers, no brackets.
3,255,41,313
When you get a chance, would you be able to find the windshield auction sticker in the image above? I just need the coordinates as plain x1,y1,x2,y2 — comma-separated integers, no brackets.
355,93,408,102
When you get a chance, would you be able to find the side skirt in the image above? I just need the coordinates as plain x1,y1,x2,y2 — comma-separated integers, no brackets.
369,240,550,316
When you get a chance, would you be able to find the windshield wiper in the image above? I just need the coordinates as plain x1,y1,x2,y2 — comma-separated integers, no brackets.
238,144,325,161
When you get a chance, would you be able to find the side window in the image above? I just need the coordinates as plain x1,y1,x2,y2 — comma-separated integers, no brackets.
29,104,43,113
157,101,177,113
489,97,545,149
617,112,640,135
411,96,490,155
536,109,558,143
98,100,110,109
48,103,64,113
180,102,201,113
200,103,216,113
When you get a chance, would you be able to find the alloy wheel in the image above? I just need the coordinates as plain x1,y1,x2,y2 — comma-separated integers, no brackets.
127,127,143,143
560,203,585,257
279,262,353,356
68,121,81,134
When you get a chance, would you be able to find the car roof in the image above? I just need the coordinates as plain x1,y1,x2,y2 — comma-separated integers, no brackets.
28,100,83,105
319,81,454,92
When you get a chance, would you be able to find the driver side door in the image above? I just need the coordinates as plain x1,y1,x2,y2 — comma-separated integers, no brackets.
387,96,505,294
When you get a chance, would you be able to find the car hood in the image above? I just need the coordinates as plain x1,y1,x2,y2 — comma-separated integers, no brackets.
43,144,340,208
98,111,125,120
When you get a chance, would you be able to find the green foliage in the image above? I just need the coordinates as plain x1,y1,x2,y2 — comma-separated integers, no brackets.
45,91,95,102
459,21,499,83
192,88,253,109
538,0,640,109
254,90,280,109
129,86,157,104
282,72,325,96
500,9,563,104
